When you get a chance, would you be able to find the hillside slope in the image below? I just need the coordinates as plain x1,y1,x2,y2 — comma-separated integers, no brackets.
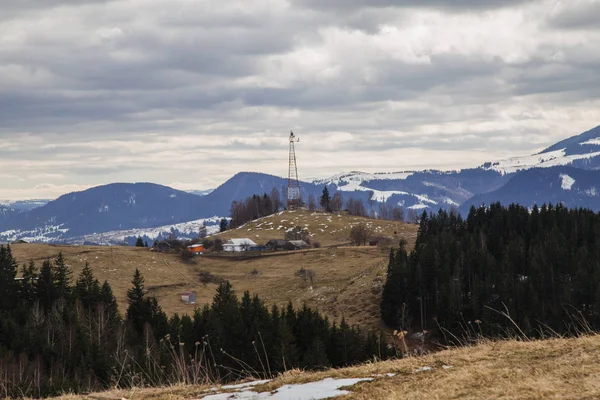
10,211,417,330
45,335,600,399
462,166,600,213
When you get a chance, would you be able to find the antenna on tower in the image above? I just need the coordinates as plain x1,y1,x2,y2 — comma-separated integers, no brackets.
287,130,301,210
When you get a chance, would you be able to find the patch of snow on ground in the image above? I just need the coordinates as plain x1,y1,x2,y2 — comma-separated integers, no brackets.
560,174,575,190
200,378,372,400
413,366,433,373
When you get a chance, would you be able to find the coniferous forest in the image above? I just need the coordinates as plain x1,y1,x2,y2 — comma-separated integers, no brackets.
381,203,600,339
0,248,388,398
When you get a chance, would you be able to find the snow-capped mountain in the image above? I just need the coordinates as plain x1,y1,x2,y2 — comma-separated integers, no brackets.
2,125,600,244
187,189,215,197
481,125,600,174
0,199,50,211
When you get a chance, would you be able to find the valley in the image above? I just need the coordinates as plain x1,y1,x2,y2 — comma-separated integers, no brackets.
10,210,417,330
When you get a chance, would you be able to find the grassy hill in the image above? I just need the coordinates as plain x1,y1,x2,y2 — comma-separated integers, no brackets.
213,209,414,246
10,211,417,330
44,335,600,399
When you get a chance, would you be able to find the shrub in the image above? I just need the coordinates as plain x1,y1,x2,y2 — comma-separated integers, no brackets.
180,249,195,263
312,241,321,248
198,271,225,285
295,267,316,285
350,223,371,245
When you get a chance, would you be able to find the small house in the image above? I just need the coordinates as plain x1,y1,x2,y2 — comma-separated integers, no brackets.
187,244,205,254
154,241,172,253
266,239,288,250
223,238,258,252
181,292,197,304
288,240,310,249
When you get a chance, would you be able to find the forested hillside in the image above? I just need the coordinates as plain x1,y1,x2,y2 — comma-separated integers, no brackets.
0,247,389,398
381,203,600,338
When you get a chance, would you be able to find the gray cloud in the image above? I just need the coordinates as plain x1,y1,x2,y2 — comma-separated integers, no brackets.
547,1,600,30
1,0,600,199
293,0,537,12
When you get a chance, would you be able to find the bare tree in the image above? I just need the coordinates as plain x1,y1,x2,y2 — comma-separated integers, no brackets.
350,223,371,245
392,206,405,221
270,187,281,212
330,192,343,213
198,224,207,239
308,194,317,211
407,208,420,224
346,197,367,216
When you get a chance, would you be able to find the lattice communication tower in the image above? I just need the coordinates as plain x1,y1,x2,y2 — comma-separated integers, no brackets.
287,131,301,209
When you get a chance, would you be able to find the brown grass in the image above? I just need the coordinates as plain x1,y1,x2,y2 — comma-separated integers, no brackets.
212,209,415,247
41,335,600,400
254,335,600,399
10,211,418,330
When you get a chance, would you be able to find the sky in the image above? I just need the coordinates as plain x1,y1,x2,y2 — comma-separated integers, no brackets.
1,0,599,200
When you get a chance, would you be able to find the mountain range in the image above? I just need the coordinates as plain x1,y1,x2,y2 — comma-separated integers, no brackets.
1,125,599,244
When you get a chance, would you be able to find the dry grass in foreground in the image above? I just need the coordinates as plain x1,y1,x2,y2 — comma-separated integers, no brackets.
41,335,600,400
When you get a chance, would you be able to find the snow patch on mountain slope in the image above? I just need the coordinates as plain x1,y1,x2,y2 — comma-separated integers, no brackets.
0,224,69,243
72,216,223,245
560,174,576,190
483,149,600,174
580,138,600,146
313,171,413,186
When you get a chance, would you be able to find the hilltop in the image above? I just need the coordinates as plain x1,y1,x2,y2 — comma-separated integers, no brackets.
10,211,417,330
212,209,414,246
43,335,600,399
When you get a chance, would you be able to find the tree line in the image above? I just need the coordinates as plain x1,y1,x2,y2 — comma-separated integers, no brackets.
381,202,600,340
0,247,390,398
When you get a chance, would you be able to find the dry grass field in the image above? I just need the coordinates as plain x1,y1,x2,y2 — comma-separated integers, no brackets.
213,209,415,247
9,211,417,330
42,335,600,399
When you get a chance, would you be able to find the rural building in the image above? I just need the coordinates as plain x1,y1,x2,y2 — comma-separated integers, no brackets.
288,240,310,249
152,241,171,252
266,239,288,250
223,238,258,252
187,244,205,254
181,292,197,304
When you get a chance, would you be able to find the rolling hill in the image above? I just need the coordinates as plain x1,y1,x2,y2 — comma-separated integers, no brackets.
10,210,418,330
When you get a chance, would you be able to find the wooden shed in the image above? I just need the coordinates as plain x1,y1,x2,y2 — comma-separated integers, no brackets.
181,292,197,304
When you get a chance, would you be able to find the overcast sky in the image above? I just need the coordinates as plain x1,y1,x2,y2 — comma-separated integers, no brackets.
1,0,599,200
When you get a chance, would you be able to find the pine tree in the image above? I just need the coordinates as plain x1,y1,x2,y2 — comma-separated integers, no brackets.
135,237,144,247
219,218,229,232
0,245,19,311
53,251,72,301
126,268,147,334
36,258,56,310
100,280,120,322
75,262,101,309
320,187,331,212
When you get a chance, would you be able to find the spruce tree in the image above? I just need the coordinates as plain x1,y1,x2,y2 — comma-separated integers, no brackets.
219,218,229,232
0,245,19,311
53,251,72,301
320,187,331,212
135,237,144,247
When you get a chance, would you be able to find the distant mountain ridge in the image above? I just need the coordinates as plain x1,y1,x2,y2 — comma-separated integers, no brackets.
1,125,599,243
